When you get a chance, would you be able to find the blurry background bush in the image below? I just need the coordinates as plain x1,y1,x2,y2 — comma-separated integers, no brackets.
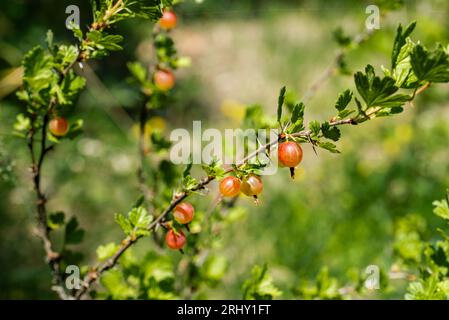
0,0,448,299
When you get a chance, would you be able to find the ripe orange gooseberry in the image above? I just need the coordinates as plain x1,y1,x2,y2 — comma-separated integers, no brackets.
159,10,177,30
173,202,194,224
219,176,241,197
154,69,175,91
49,117,69,137
241,174,263,198
165,229,186,250
278,141,303,178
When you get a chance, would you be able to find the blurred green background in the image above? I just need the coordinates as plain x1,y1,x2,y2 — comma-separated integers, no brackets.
1,0,449,299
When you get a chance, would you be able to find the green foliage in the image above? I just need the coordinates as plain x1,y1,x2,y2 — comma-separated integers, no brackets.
354,65,410,110
242,264,282,300
277,86,286,124
64,216,85,245
115,206,153,237
433,192,449,220
332,27,352,48
98,250,179,299
294,267,344,300
410,44,449,83
96,242,119,262
400,191,449,300
391,22,416,69
394,214,426,265
91,0,163,26
335,89,353,112
201,159,225,179
47,212,65,230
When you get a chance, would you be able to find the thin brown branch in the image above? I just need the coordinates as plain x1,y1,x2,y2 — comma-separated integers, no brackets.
73,55,435,300
27,112,68,299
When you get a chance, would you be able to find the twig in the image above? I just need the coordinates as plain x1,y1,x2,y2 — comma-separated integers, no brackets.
73,51,434,300
27,111,68,299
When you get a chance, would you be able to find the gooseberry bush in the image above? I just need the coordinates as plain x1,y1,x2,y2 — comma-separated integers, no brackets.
9,0,449,300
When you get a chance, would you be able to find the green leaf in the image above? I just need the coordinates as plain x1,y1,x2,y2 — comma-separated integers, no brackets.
392,21,416,69
64,216,85,245
183,155,193,178
389,38,419,88
291,102,305,124
321,122,341,141
96,242,119,262
183,175,198,191
13,114,31,132
309,121,321,136
48,212,65,230
21,45,57,105
71,24,84,41
55,45,79,70
202,158,225,179
410,44,449,83
151,131,172,152
85,31,124,58
318,141,340,153
277,86,286,123
127,61,147,84
128,206,153,231
57,70,86,105
337,109,355,119
289,102,305,133
242,264,282,300
66,119,84,140
332,27,352,47
433,194,449,220
100,269,138,300
335,89,353,111
115,213,133,235
354,65,410,109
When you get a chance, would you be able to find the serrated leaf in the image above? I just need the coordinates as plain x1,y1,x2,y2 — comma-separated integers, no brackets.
151,131,172,151
202,158,225,179
318,141,340,153
392,21,416,69
335,89,353,111
96,242,119,262
183,175,198,191
48,211,65,230
433,197,449,220
321,122,341,141
64,216,85,245
291,102,305,123
115,213,133,235
242,264,282,300
354,65,410,109
309,121,321,136
128,206,153,230
410,44,449,83
277,86,286,123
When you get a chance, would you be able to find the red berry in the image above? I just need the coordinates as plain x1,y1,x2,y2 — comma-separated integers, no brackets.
241,174,263,197
278,141,303,168
165,229,186,250
49,117,69,137
154,69,175,91
173,202,194,224
159,10,177,30
219,176,241,197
